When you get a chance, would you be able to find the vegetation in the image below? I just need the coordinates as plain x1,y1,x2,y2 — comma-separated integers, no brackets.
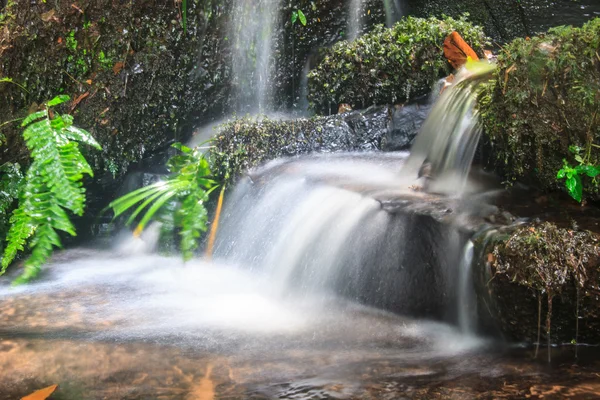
307,15,489,113
0,95,101,284
109,143,217,261
480,18,600,201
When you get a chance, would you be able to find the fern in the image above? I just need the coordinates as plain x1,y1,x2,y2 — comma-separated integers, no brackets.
109,142,217,260
0,95,101,282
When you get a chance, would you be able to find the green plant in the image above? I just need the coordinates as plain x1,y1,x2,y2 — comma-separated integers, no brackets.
109,143,218,260
557,145,600,202
0,95,101,283
480,18,600,200
291,9,307,26
307,15,489,113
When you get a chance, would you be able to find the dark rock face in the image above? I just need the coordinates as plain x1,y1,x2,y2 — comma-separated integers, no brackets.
0,0,231,183
382,101,432,151
210,105,425,182
406,0,600,43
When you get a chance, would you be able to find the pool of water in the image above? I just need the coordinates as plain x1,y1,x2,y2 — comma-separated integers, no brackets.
1,250,599,399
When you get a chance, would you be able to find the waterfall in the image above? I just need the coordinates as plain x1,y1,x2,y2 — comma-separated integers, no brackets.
457,241,476,334
403,62,496,194
348,0,367,41
228,0,283,113
383,0,405,27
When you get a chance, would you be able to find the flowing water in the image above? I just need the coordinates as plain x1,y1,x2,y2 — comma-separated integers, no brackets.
228,0,283,113
2,62,600,398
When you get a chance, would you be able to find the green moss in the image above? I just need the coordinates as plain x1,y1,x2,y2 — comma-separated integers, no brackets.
480,18,600,200
491,222,599,295
307,15,489,113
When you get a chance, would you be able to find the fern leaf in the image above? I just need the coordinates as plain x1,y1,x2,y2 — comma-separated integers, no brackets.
46,95,70,107
177,195,208,261
1,207,35,273
13,223,61,285
21,110,47,127
64,126,102,150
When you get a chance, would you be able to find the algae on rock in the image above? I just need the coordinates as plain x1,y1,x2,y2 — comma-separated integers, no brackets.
480,18,600,201
307,15,489,114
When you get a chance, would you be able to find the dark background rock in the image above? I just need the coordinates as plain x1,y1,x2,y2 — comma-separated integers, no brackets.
382,100,432,151
406,0,600,43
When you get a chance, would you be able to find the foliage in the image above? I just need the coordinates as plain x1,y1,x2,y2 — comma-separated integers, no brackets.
307,15,489,113
291,9,307,26
109,143,217,260
480,18,600,200
0,162,24,255
556,146,600,202
0,95,101,283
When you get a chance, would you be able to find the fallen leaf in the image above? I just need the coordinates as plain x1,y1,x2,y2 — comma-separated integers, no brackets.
443,31,479,69
113,62,124,75
41,10,56,22
57,37,63,44
70,91,89,112
21,384,58,400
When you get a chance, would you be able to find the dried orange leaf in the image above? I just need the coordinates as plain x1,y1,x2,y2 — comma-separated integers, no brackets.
113,62,124,75
443,31,479,69
21,384,58,400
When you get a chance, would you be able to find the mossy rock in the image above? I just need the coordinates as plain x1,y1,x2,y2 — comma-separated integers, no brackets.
476,222,600,343
480,18,600,201
307,15,489,114
0,0,230,180
209,107,391,183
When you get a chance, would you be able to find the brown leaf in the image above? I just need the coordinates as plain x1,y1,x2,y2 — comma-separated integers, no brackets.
443,31,479,70
85,79,93,85
41,10,56,22
21,384,58,400
70,91,89,112
113,62,124,75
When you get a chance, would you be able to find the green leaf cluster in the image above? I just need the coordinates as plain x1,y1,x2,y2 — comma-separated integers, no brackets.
0,95,101,283
291,9,307,26
307,15,489,113
556,146,600,202
109,143,217,260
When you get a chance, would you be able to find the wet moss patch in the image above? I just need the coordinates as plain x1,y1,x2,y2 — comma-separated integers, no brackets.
480,18,600,201
307,15,489,114
210,108,390,182
482,222,600,343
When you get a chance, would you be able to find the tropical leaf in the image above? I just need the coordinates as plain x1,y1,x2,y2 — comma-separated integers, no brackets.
1,95,101,283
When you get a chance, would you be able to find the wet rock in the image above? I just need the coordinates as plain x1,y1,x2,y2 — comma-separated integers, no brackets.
474,222,600,344
406,0,600,43
210,105,423,182
382,101,432,151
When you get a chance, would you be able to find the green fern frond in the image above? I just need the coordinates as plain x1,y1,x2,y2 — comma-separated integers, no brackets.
109,142,217,259
1,207,34,273
1,95,101,283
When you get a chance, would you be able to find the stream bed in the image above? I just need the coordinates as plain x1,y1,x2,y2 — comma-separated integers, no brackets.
1,251,599,399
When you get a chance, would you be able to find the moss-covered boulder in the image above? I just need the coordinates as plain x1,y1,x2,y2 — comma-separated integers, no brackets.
210,107,396,182
307,15,489,114
476,222,600,344
0,0,230,178
480,18,600,201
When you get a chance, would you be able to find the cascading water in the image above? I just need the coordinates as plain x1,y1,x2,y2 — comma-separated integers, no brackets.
383,0,405,27
403,63,496,194
228,0,283,113
348,0,367,41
